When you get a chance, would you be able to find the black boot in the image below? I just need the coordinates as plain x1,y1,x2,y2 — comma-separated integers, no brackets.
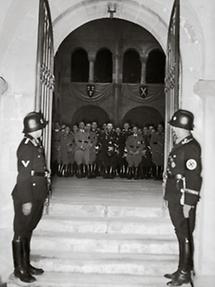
92,163,97,178
24,238,44,276
126,167,133,179
164,238,184,279
104,167,108,178
134,167,139,179
167,270,191,286
64,165,69,177
87,164,92,178
109,167,116,178
12,238,36,283
68,163,74,177
167,238,192,286
76,165,82,178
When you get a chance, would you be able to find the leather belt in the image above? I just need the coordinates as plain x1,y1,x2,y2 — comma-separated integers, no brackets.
31,171,45,177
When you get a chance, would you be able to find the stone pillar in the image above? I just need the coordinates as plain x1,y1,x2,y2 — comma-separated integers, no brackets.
0,1,39,281
194,80,215,275
88,53,96,82
140,56,147,84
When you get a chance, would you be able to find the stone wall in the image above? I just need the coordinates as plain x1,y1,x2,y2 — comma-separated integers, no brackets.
0,0,39,281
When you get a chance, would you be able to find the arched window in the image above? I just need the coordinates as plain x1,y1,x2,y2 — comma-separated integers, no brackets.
123,49,141,83
71,48,89,82
94,48,112,83
146,49,166,83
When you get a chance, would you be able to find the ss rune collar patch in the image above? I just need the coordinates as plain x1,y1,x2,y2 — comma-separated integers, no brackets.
21,160,30,167
186,159,197,170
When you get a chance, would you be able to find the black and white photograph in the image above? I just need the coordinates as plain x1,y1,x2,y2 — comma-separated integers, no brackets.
0,0,214,286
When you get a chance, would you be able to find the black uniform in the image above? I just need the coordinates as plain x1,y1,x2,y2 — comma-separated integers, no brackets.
164,134,202,284
11,111,48,283
99,130,118,177
12,135,48,238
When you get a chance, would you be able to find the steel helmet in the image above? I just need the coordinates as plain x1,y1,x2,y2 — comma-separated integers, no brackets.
23,111,48,133
169,109,194,130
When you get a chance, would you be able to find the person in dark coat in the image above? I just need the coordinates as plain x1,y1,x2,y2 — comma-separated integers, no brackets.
11,111,49,283
125,126,144,179
74,121,90,177
150,123,164,179
99,123,118,178
163,109,202,286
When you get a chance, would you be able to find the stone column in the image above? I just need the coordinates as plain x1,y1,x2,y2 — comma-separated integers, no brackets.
194,80,215,275
140,56,147,84
88,53,96,82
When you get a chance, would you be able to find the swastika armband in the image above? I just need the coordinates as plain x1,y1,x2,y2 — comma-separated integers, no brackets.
186,159,197,170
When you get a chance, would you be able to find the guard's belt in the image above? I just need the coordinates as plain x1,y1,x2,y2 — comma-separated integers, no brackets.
31,171,46,177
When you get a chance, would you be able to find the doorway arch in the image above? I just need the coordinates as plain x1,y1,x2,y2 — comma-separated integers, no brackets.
72,105,109,126
122,106,163,127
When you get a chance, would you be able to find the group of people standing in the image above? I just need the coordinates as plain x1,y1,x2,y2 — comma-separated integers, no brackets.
51,121,165,180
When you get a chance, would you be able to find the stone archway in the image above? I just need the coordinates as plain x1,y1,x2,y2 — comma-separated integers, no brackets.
122,106,163,127
50,0,204,129
72,105,109,126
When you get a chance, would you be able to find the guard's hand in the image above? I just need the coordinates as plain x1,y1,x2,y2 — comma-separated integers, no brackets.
183,204,191,218
22,202,32,216
45,170,50,178
162,199,168,210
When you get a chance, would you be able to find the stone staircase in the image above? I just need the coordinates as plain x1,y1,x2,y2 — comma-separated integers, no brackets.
8,178,179,287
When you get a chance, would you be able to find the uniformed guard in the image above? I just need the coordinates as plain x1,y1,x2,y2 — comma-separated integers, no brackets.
163,109,202,286
11,111,49,283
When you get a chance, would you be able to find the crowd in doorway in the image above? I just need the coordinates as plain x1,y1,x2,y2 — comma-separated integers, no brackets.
51,121,164,180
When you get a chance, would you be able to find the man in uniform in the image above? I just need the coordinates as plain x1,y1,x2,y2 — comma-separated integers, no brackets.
119,122,132,177
125,126,144,179
163,109,202,286
150,123,164,180
85,122,97,178
74,121,90,177
99,122,117,178
12,111,49,283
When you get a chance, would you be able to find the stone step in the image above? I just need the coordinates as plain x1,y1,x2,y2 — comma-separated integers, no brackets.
8,272,176,287
32,232,178,255
38,215,174,237
31,251,177,276
47,201,169,219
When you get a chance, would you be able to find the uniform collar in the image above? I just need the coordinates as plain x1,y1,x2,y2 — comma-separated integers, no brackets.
24,134,40,147
175,135,193,147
